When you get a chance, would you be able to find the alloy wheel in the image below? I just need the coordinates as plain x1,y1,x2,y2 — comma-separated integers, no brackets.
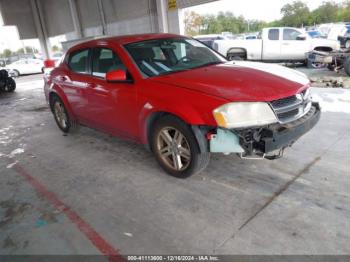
54,101,68,129
156,127,191,171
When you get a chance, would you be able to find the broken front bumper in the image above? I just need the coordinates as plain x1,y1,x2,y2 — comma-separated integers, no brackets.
209,103,321,158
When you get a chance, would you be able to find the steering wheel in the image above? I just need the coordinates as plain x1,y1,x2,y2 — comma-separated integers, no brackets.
177,56,191,64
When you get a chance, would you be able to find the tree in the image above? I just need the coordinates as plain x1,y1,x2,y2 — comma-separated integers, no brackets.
184,11,203,36
312,1,342,24
52,45,61,53
3,49,12,58
336,0,350,21
280,1,311,27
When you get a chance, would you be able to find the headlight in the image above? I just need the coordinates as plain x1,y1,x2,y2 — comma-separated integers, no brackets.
213,102,278,129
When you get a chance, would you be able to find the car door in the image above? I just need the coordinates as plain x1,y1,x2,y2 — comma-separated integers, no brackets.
262,28,281,60
13,60,28,74
29,59,43,73
280,28,310,60
63,48,92,125
84,47,138,139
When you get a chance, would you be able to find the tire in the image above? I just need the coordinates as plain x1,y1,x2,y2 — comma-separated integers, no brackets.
151,115,210,178
5,78,16,92
346,40,350,49
50,95,78,133
344,57,350,76
227,53,245,61
0,69,8,79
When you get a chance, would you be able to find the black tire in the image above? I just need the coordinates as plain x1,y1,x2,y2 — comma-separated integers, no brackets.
151,115,210,178
227,53,245,61
5,78,16,92
50,95,78,133
0,69,8,79
344,57,350,76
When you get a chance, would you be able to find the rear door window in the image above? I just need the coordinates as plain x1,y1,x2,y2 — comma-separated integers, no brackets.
283,29,302,40
68,49,89,74
268,29,280,40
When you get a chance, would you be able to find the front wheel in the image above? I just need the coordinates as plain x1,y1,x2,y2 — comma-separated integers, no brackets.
151,116,210,178
344,57,350,76
51,95,78,133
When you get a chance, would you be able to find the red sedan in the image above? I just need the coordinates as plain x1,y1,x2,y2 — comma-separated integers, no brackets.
44,34,320,178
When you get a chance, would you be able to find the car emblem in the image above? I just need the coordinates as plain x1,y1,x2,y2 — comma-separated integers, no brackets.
296,93,303,101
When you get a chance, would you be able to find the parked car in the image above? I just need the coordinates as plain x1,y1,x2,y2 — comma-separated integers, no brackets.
6,58,44,77
307,30,326,39
44,33,320,178
338,25,350,49
213,27,340,61
193,34,230,49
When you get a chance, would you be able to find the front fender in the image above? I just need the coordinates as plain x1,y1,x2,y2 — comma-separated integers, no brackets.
138,96,223,145
48,83,77,121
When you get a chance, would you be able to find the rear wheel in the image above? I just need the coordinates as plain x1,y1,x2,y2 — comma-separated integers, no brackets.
345,40,350,49
5,78,16,92
151,116,210,178
227,53,246,61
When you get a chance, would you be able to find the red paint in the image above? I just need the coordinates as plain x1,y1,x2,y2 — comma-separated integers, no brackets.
106,70,128,82
44,33,308,145
9,160,125,262
44,59,56,68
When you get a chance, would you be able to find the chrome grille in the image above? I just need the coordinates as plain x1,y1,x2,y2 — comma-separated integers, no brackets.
270,89,312,124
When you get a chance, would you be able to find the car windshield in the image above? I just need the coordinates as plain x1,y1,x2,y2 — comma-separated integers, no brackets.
125,38,226,77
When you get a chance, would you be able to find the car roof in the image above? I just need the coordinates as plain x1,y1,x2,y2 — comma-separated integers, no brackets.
69,33,184,52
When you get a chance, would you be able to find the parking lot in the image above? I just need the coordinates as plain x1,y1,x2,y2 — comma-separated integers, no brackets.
0,72,350,256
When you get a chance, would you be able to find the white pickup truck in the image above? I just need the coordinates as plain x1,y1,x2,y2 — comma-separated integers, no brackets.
213,27,340,62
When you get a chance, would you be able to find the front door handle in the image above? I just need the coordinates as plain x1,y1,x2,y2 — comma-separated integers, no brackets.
59,76,68,81
87,83,97,89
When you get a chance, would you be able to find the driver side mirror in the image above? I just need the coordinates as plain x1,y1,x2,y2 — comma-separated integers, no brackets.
296,35,307,41
106,69,132,83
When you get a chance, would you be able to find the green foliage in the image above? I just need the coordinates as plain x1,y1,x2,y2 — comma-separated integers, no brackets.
185,11,267,35
3,49,12,58
51,45,61,53
276,0,350,27
280,1,311,27
184,0,350,36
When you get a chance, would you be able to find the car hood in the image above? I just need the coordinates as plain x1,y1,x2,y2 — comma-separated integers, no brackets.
152,61,309,102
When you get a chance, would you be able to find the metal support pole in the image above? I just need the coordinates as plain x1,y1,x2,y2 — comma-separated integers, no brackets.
30,0,50,59
156,0,168,33
68,0,83,38
97,0,107,35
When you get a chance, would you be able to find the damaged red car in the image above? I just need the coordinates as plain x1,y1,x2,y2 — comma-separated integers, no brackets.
44,34,320,178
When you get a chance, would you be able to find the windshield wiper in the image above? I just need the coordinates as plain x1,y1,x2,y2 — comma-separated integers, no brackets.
159,68,191,76
194,61,224,69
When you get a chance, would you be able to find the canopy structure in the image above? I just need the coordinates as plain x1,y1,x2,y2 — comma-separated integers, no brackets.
0,0,217,58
